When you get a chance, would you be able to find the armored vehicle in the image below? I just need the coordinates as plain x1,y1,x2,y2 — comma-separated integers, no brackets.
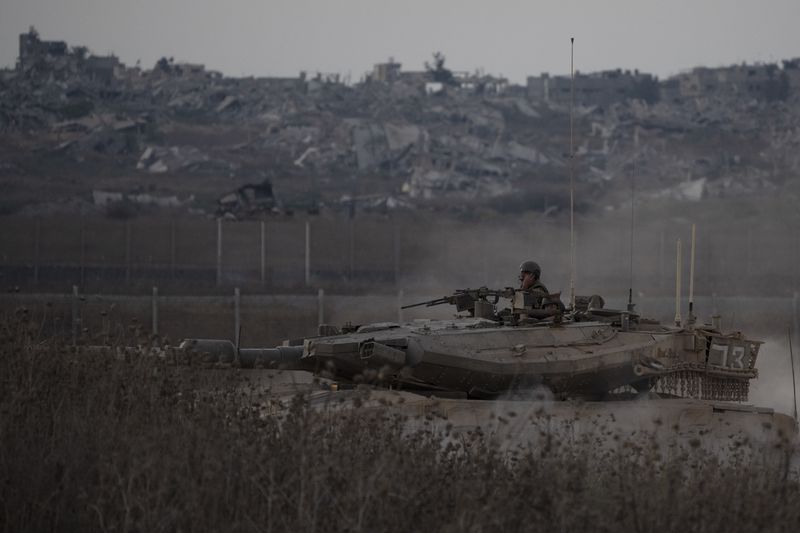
182,287,759,403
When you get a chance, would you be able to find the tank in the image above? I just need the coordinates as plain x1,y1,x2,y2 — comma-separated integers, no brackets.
180,287,799,452
180,287,760,403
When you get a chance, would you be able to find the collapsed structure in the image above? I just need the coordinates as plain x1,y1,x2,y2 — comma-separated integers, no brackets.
2,28,800,217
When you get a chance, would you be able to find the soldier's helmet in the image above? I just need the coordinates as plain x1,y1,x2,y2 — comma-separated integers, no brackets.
519,260,541,279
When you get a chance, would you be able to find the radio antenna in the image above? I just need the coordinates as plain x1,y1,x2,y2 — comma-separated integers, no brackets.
688,223,697,327
569,37,576,310
674,238,682,327
627,155,636,313
789,326,798,422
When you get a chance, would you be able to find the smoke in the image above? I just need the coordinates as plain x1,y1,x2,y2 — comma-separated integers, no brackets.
750,336,799,418
402,197,799,304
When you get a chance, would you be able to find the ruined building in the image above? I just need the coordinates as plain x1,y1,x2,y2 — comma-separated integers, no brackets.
371,60,403,83
674,64,791,101
16,26,121,82
17,27,68,73
526,69,659,106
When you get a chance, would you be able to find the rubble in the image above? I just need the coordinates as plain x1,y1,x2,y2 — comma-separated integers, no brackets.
405,169,513,201
649,178,707,202
136,146,237,175
92,189,193,208
216,179,275,218
3,27,800,217
337,193,414,213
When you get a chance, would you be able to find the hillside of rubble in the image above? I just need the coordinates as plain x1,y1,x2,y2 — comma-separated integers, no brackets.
2,29,800,219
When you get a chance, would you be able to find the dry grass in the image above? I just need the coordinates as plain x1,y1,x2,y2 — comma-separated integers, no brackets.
2,310,800,532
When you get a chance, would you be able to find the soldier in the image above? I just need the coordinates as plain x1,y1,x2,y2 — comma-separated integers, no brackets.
517,261,563,319
518,260,548,295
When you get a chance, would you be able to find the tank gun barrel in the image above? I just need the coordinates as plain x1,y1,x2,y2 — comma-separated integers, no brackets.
179,339,306,369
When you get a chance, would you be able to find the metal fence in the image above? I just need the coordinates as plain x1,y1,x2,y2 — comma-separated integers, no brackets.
1,212,799,297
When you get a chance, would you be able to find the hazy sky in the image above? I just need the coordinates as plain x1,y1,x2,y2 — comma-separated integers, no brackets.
1,0,799,83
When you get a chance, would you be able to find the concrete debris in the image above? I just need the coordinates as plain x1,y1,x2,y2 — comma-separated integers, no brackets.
338,193,414,212
649,178,707,202
350,121,388,170
293,147,319,168
4,27,800,217
92,189,193,208
405,169,513,201
384,123,420,151
513,99,540,118
137,146,236,175
215,95,240,113
505,141,548,164
216,179,276,218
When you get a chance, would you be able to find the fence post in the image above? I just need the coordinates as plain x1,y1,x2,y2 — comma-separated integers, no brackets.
317,288,324,326
71,285,79,345
79,221,86,288
125,220,131,285
305,220,311,287
152,286,159,336
260,219,266,287
234,287,241,347
33,217,41,287
170,220,176,280
216,218,223,287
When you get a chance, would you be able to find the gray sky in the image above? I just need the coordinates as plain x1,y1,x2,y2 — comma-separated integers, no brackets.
1,0,799,83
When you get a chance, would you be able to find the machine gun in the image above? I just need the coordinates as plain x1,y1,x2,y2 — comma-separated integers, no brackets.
402,287,516,317
403,286,567,322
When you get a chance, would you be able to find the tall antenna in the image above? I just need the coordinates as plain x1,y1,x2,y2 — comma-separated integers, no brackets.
790,326,798,422
569,37,576,310
674,238,682,326
688,223,697,326
627,156,636,313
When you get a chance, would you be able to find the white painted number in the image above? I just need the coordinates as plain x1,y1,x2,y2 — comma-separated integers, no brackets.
729,345,746,369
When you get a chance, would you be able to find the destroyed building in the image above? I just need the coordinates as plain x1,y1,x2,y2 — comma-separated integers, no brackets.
16,26,122,83
526,69,659,105
371,60,403,83
84,55,121,83
217,180,275,218
674,63,792,101
2,28,800,218
17,27,68,72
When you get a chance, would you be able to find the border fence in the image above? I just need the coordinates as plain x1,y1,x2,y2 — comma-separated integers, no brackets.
0,214,411,292
0,212,798,297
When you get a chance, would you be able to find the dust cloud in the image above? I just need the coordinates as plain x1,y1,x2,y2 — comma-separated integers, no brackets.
403,197,799,304
750,336,800,417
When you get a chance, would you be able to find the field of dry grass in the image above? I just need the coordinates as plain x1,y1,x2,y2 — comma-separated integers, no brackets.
3,311,800,532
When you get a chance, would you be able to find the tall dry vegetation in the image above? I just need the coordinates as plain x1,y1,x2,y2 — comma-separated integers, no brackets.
2,310,800,532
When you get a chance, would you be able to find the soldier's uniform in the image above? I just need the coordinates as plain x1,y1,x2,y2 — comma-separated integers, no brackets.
518,260,549,308
524,280,549,309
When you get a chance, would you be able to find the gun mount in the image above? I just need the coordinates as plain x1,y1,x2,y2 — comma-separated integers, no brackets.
402,286,563,322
